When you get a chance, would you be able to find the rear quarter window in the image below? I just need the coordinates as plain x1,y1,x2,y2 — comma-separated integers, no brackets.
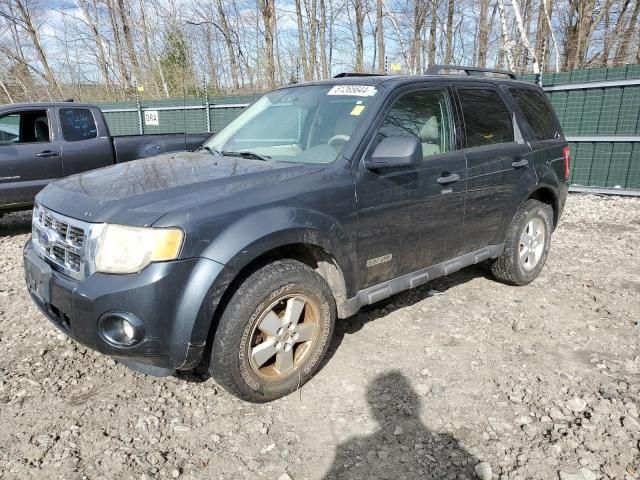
458,88,514,148
510,88,559,140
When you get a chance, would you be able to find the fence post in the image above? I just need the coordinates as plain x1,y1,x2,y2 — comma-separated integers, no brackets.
135,85,143,135
204,86,211,133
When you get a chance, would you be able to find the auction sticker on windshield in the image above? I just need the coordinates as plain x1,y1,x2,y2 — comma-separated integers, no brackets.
327,85,377,97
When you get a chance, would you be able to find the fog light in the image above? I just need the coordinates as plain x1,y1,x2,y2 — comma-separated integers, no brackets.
98,312,144,346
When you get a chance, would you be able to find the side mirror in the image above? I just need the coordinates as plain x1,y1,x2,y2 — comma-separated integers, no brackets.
365,136,423,170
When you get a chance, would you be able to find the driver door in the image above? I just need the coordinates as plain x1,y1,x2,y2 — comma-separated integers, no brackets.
354,86,467,289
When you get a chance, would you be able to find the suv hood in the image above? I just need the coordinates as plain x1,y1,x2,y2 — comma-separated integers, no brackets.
37,151,322,226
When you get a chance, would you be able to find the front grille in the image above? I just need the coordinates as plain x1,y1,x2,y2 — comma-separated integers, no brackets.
32,204,90,279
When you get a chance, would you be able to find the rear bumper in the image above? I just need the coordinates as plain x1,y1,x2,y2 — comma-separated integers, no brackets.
24,240,226,372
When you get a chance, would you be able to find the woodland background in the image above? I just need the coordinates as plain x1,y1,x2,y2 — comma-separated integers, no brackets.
0,0,639,102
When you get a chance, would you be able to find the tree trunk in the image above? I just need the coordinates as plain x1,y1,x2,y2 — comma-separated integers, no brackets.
444,0,454,64
295,0,310,80
308,0,319,79
510,0,539,73
215,0,240,89
14,0,64,98
105,0,131,88
410,0,427,73
428,0,437,66
77,0,111,89
258,0,276,88
319,0,329,78
116,0,141,85
497,0,515,69
613,0,640,64
477,0,491,67
354,0,365,72
376,0,385,73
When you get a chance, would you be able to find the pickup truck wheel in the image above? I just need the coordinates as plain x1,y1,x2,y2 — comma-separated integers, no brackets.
209,260,336,402
490,199,553,286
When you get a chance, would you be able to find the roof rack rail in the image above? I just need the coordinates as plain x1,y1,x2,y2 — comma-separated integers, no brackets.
333,72,386,78
425,65,518,80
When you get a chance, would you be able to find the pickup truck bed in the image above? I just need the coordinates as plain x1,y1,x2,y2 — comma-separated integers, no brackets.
0,102,210,212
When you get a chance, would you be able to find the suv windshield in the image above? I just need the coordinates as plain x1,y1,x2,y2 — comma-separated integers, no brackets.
205,84,380,164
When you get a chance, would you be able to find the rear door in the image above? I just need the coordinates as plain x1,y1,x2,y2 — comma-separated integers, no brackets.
56,107,113,175
508,86,567,182
454,84,535,253
355,85,467,288
0,107,62,207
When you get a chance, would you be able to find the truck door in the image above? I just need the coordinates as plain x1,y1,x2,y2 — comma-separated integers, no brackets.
0,107,62,207
56,107,113,175
354,86,467,289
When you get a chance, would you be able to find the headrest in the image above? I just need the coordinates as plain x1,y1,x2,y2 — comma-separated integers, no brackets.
420,116,439,142
34,118,49,142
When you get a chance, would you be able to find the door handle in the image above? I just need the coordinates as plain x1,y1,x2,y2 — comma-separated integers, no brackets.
512,158,529,168
437,173,461,185
36,151,59,158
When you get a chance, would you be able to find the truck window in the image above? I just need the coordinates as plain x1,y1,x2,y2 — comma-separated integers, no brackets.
378,89,453,157
458,89,514,148
59,108,98,142
510,88,559,140
0,110,49,144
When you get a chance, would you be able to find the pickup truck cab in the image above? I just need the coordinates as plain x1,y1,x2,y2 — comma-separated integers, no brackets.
0,102,209,213
24,66,569,402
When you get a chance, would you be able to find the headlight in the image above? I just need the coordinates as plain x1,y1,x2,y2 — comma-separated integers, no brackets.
95,225,184,274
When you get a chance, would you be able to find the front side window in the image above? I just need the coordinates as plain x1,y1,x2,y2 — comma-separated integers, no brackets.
0,110,49,144
378,89,453,157
459,89,514,148
59,108,98,142
205,84,380,164
510,88,559,140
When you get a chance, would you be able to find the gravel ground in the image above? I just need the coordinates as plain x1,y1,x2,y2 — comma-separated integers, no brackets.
0,194,639,480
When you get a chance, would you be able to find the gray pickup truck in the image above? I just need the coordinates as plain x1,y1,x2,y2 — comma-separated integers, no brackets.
0,102,209,213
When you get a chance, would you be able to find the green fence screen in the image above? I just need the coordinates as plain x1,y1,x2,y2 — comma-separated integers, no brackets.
100,65,640,191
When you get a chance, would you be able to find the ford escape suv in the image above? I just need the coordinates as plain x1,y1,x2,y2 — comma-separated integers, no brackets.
24,65,569,402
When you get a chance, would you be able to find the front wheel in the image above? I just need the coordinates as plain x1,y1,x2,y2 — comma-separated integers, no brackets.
209,260,336,402
490,199,554,286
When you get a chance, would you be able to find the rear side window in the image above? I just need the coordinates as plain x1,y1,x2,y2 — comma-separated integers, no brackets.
59,108,97,142
510,88,558,140
458,89,513,148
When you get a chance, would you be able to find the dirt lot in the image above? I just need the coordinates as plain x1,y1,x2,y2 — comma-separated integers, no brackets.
0,194,639,480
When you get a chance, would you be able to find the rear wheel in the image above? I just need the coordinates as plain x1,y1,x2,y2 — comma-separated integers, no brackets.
209,260,336,402
490,199,553,286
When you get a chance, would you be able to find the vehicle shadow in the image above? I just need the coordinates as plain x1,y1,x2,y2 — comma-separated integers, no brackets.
0,211,32,237
323,370,479,479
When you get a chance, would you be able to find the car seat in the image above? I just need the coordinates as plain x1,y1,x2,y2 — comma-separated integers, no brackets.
34,117,49,142
420,116,441,156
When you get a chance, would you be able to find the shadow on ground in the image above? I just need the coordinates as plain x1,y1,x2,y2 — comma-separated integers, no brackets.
0,211,32,237
323,370,479,479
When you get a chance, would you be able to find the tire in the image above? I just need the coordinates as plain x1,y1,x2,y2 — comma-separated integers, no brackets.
209,260,336,402
490,199,554,286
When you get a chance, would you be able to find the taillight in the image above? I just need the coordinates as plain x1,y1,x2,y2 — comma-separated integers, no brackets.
562,145,571,180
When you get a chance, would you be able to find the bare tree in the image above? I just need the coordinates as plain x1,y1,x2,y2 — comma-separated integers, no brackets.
257,0,276,88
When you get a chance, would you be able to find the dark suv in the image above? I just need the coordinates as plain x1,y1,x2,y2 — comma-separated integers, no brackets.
24,66,569,402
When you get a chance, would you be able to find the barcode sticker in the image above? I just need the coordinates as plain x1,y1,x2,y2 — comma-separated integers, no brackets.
327,85,377,97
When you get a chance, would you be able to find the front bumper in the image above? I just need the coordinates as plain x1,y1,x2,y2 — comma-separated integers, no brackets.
24,240,226,372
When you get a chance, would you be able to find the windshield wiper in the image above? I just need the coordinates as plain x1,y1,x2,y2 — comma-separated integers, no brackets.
195,145,220,155
220,150,271,161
